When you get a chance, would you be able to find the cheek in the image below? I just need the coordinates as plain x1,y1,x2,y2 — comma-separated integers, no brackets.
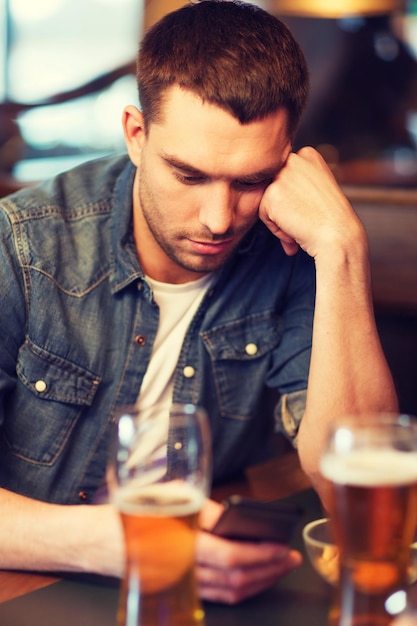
151,182,200,226
236,191,264,221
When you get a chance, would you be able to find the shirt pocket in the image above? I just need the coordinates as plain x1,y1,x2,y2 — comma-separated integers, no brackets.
4,340,101,465
201,311,283,420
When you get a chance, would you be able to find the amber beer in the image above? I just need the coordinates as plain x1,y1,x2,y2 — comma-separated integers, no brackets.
114,481,205,626
321,447,417,625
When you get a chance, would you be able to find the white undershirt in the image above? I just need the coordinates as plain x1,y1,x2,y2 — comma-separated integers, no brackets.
134,273,215,471
137,272,215,411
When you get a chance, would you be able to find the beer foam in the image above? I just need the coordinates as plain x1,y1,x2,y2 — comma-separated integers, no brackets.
320,448,417,486
113,480,204,516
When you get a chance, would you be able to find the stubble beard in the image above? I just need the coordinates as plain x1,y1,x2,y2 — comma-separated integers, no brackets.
137,179,249,276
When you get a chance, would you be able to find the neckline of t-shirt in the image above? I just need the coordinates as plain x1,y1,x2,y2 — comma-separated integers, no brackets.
145,272,217,294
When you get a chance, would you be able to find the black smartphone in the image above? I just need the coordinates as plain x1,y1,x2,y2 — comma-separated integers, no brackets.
210,495,304,543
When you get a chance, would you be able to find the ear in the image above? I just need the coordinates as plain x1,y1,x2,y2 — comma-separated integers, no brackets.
122,105,146,166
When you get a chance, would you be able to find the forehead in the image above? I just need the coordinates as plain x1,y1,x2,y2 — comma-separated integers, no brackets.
147,86,291,177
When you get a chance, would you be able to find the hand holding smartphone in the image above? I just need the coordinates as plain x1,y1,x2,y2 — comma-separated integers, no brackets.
210,495,304,544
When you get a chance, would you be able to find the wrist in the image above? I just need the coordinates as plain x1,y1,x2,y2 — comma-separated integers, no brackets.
61,503,124,578
314,221,370,278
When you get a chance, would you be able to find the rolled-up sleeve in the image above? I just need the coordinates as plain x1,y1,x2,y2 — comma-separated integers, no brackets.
275,389,307,448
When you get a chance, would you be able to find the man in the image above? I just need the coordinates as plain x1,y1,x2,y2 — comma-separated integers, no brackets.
0,0,397,604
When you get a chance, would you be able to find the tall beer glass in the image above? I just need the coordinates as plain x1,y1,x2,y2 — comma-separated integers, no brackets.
109,403,211,626
320,413,417,626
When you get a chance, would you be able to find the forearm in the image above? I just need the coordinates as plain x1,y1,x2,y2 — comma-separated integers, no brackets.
0,488,124,577
258,147,398,502
298,233,398,496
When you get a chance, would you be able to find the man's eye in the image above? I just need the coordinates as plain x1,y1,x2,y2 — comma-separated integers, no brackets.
174,172,206,185
234,178,272,190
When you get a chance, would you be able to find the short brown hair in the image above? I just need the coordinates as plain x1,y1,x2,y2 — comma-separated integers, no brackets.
137,0,309,135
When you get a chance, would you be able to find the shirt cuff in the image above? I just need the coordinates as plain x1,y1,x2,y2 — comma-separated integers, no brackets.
274,389,307,448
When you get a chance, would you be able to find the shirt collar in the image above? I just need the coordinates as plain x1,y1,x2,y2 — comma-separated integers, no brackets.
109,157,145,293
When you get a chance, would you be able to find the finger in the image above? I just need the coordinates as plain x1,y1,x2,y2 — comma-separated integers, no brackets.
296,145,336,177
259,201,300,256
197,531,291,568
199,571,280,604
199,498,224,531
252,216,299,256
197,550,302,604
197,549,302,586
280,240,299,256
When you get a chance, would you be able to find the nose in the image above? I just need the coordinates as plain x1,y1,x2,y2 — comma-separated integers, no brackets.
198,183,236,235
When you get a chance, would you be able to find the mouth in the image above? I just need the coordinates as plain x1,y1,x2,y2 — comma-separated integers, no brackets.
188,238,234,255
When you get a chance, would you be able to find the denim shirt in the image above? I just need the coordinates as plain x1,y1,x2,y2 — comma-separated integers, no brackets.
0,155,315,504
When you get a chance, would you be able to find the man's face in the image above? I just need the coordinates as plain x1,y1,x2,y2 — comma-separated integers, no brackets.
130,86,292,283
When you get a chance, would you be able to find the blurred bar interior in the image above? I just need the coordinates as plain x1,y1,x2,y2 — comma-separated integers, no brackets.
0,0,416,187
0,0,416,411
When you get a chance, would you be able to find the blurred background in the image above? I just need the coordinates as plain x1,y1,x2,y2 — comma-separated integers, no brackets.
0,0,141,182
0,0,416,185
0,0,416,414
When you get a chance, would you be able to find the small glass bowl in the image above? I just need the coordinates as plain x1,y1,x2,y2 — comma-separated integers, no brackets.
302,517,339,585
302,517,417,587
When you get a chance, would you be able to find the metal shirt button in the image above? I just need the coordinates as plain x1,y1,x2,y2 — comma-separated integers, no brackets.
34,380,47,393
183,366,195,378
135,335,146,346
78,491,88,501
245,343,258,356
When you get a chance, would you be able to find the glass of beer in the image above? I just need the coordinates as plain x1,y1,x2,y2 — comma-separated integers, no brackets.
320,413,417,626
109,403,211,626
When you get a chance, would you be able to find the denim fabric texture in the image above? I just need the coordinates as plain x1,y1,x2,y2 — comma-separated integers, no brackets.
0,154,315,504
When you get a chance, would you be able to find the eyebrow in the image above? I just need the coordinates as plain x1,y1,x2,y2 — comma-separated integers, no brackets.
161,152,286,182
